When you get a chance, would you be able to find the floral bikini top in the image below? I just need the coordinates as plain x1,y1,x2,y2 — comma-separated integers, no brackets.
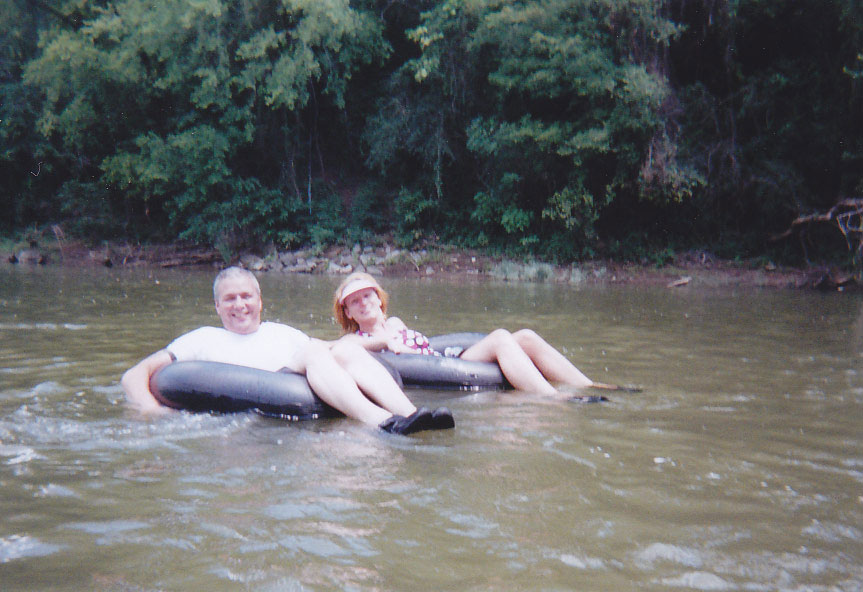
357,327,441,356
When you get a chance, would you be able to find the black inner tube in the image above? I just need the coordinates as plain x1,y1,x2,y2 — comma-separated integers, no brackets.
148,334,509,417
150,361,340,420
378,332,511,391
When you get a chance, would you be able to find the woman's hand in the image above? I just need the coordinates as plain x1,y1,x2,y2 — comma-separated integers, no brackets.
376,318,415,354
344,330,416,354
384,330,419,355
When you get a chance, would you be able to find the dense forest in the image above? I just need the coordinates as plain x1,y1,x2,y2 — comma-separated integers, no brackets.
2,0,862,266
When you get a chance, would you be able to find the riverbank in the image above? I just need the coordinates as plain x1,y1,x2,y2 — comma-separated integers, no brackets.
3,240,857,291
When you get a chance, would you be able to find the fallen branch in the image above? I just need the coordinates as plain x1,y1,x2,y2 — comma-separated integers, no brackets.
667,276,691,288
773,198,863,274
773,198,863,245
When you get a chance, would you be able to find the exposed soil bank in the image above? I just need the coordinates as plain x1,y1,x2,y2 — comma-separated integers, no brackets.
4,240,858,292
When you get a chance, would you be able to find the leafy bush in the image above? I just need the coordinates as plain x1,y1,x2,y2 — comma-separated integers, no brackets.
1,0,861,268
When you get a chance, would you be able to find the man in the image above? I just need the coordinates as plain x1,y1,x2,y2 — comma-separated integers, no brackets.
121,267,454,435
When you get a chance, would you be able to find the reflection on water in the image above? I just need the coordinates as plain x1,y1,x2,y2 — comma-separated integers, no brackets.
1,265,861,591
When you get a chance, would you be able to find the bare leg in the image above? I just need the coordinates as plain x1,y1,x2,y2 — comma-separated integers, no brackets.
329,341,417,417
460,329,557,394
512,329,592,387
300,340,392,426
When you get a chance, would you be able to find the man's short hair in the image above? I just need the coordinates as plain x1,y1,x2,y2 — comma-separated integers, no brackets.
213,267,261,301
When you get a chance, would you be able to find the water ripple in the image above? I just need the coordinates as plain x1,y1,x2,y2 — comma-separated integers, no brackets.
660,571,734,590
636,542,704,568
0,444,45,465
0,322,88,331
0,535,65,563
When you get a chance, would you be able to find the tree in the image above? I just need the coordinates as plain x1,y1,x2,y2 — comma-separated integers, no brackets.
668,0,863,259
0,0,73,233
19,0,390,248
5,0,863,268
366,0,694,258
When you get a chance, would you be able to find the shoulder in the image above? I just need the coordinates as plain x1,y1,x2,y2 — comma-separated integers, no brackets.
260,321,309,339
385,317,408,331
166,326,228,361
171,325,224,342
187,326,224,336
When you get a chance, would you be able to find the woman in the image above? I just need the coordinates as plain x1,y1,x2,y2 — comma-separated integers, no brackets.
333,272,598,396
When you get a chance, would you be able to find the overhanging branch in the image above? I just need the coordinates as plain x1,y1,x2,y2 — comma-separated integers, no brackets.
773,198,863,271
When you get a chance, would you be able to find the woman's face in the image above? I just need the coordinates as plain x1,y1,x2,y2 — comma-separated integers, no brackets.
342,287,383,326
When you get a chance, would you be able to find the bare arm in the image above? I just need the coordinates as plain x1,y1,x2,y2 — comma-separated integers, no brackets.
382,317,426,354
120,350,174,413
333,316,415,355
336,332,389,352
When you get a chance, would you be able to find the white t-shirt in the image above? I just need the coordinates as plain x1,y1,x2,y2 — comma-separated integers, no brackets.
167,321,310,373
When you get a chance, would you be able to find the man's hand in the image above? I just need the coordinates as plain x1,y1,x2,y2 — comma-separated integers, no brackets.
121,350,174,412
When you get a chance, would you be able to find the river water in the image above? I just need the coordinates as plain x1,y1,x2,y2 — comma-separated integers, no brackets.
1,265,861,591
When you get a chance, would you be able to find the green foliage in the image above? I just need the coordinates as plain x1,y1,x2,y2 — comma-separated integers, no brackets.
394,186,438,246
0,1,60,232
670,0,863,250
344,180,393,243
8,0,389,247
368,0,694,259
56,180,125,238
1,0,861,268
304,181,346,249
604,232,676,266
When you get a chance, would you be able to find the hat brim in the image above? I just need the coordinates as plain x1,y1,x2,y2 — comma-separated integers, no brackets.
338,278,379,304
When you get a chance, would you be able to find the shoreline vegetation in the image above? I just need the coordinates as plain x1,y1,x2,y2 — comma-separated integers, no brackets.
4,239,858,292
4,2,862,277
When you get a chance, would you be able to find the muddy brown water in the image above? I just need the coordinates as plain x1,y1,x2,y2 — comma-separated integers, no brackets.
1,266,861,591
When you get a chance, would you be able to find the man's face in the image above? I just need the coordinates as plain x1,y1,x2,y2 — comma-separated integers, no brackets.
214,275,262,335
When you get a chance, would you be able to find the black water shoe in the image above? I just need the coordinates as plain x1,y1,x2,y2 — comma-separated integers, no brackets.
379,407,434,435
378,414,404,434
430,407,455,430
569,395,609,403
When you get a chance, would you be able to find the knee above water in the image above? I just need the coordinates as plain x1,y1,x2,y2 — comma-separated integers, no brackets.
329,340,365,363
513,328,542,344
488,328,514,342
